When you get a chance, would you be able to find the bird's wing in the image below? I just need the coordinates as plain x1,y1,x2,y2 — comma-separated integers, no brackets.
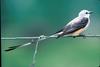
55,17,77,34
63,17,88,34
55,28,64,34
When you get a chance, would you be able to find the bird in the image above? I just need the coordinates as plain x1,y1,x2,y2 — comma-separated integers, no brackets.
55,10,93,38
4,10,93,51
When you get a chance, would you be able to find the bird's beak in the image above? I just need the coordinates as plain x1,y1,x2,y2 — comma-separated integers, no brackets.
89,11,93,14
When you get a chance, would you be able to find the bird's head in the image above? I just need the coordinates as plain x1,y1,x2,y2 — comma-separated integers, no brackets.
78,10,93,18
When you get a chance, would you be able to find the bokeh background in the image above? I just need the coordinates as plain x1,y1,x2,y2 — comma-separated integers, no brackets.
1,0,100,67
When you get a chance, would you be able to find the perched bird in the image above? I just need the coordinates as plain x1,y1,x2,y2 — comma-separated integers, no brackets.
4,10,93,51
55,10,93,38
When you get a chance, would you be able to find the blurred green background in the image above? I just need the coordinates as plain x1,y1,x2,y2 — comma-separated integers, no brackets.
1,0,100,67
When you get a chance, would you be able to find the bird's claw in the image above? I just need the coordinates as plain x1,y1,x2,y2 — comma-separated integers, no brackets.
73,36,77,38
72,34,86,39
79,34,86,39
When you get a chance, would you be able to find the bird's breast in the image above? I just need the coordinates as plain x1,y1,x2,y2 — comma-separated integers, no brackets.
72,28,85,36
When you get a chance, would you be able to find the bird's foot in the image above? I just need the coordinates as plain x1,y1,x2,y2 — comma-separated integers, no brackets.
73,36,77,38
79,34,86,39
72,34,86,38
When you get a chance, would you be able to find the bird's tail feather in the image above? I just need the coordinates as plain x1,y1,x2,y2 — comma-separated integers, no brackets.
56,34,64,39
4,45,21,51
50,32,64,39
4,42,32,52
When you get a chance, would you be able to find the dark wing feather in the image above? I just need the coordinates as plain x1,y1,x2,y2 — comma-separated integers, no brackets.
55,28,64,34
63,18,88,34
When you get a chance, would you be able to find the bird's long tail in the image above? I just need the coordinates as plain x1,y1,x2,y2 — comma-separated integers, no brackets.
53,28,64,39
50,31,64,39
4,42,32,52
4,45,21,51
56,34,64,39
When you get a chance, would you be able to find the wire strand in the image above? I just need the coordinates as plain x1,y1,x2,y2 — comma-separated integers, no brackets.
1,35,100,40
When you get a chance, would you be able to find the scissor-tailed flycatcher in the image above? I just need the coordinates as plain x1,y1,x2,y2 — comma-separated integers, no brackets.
4,10,93,51
56,10,93,38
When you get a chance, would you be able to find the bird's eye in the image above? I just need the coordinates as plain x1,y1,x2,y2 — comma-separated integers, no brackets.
86,12,88,14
